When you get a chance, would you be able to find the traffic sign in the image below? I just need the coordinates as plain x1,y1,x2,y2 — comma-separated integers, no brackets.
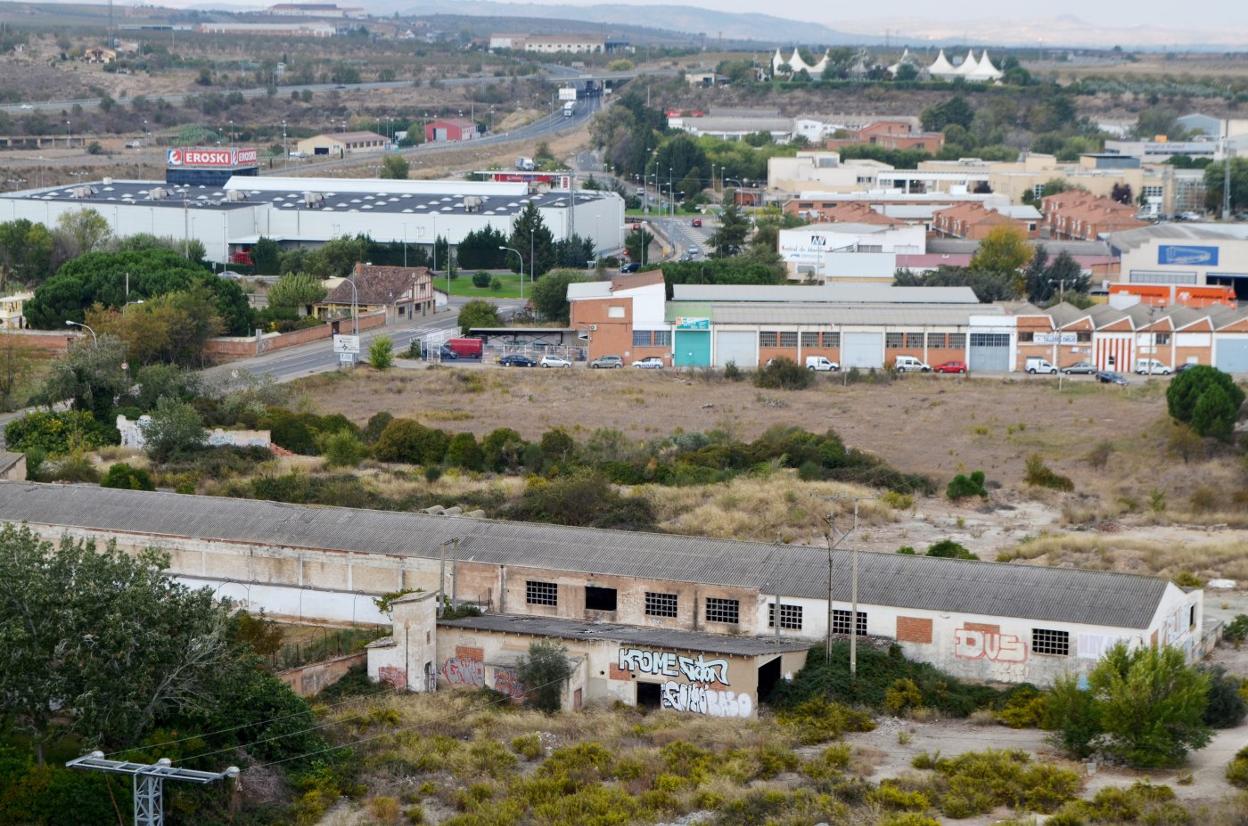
333,334,360,355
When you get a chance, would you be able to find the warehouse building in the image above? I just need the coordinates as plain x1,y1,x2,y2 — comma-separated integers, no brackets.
1108,223,1248,301
295,131,388,157
0,176,625,265
0,483,1203,712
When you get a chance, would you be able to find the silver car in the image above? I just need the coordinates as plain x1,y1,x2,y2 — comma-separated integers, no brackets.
1062,360,1096,375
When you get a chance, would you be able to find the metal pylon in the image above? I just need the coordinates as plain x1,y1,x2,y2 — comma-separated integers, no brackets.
67,752,239,826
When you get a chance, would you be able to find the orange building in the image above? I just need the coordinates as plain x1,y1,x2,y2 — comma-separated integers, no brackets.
824,120,945,154
931,202,1038,240
1041,192,1146,240
566,270,670,364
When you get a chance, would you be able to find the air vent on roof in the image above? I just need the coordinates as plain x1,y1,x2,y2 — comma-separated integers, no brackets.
463,196,482,213
102,177,113,185
146,187,170,201
303,192,325,209
225,190,247,202
68,185,97,199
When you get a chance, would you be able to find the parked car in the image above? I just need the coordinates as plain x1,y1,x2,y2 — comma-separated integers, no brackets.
438,345,458,360
691,218,702,227
1062,360,1096,375
1134,359,1172,375
619,262,641,273
540,354,572,368
498,354,537,367
1025,357,1058,375
632,356,664,369
893,356,931,373
1175,362,1201,374
932,360,967,374
1095,370,1129,385
589,355,624,369
804,356,839,372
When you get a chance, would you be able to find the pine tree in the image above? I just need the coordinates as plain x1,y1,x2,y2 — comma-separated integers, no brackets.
709,191,750,258
509,202,556,278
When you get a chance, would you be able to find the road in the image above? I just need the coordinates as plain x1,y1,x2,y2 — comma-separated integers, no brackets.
200,298,522,384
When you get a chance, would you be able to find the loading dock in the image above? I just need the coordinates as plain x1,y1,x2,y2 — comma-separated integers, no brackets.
841,332,884,368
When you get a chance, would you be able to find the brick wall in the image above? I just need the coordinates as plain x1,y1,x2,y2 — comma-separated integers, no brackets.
277,652,367,697
896,616,932,644
206,311,387,361
0,330,82,354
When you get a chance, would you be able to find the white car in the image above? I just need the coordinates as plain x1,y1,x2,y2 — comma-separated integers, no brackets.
632,356,664,369
540,354,571,368
893,356,931,373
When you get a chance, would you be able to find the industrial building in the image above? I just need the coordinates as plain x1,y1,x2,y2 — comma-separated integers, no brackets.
0,177,625,266
0,482,1203,713
424,119,478,144
777,222,927,281
1108,223,1248,301
295,131,388,157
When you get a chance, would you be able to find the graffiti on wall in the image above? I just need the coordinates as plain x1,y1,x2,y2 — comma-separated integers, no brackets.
377,665,406,690
440,657,485,688
953,627,1027,663
617,649,731,685
617,648,752,718
661,682,752,718
493,667,526,701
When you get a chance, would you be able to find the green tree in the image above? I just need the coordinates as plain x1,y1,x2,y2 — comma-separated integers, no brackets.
266,272,326,310
1166,365,1244,441
509,202,556,277
1045,674,1102,758
374,418,448,465
38,335,129,423
970,225,1030,275
4,409,116,455
921,96,974,131
1089,643,1211,768
320,429,368,468
0,525,235,762
709,191,751,258
455,226,509,269
100,462,155,491
530,269,587,323
0,219,55,289
457,299,501,334
445,431,484,471
481,427,526,471
54,208,111,258
250,236,282,274
515,640,573,713
368,335,394,369
1202,158,1248,213
86,283,225,368
652,133,710,191
379,153,410,179
140,396,207,462
625,226,654,263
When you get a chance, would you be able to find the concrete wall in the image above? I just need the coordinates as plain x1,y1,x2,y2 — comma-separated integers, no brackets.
205,310,386,360
0,329,82,354
278,652,367,697
369,591,439,691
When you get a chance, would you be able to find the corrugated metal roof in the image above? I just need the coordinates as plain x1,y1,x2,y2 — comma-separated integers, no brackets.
705,302,1002,326
1109,223,1248,251
440,614,812,656
0,483,1167,629
670,284,981,304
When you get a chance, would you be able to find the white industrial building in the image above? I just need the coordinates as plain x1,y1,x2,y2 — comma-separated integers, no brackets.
778,222,927,281
1109,223,1248,301
0,177,625,265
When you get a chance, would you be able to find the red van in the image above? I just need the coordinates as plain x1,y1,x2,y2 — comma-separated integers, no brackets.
445,338,484,358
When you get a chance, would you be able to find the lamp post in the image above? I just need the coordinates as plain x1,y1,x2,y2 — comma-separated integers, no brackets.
65,320,97,344
499,246,524,300
346,270,359,336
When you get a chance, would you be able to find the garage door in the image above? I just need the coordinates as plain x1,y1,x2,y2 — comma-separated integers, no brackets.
674,331,711,367
969,332,1011,373
841,332,883,369
1215,338,1248,374
715,331,756,368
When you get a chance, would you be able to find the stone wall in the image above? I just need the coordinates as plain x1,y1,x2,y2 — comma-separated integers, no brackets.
277,652,367,697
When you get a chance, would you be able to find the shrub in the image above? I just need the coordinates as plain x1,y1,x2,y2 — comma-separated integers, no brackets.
882,490,914,510
1045,673,1102,758
140,397,207,462
100,462,155,491
723,361,742,381
925,539,977,560
868,782,930,811
510,733,542,760
321,429,368,468
481,428,526,471
374,419,449,465
1224,614,1248,644
508,471,656,531
471,271,491,288
363,411,394,444
1201,666,1246,728
997,685,1046,728
4,410,116,455
776,696,875,744
924,749,1081,817
44,452,100,483
1167,365,1245,441
516,641,573,712
1085,440,1113,469
753,357,812,390
368,335,395,370
1024,455,1074,491
897,545,916,555
445,432,484,471
884,678,924,715
423,465,442,483
1228,746,1248,789
946,470,987,500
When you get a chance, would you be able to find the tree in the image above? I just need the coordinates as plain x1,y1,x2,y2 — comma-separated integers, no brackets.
921,96,974,132
553,233,595,268
1045,674,1102,758
250,236,282,275
100,462,156,491
379,154,409,179
86,283,225,368
456,226,509,270
0,218,55,289
509,202,556,277
38,335,129,423
970,225,1030,275
374,418,448,465
1203,158,1248,214
0,525,235,762
320,429,368,468
445,431,484,471
1111,182,1133,205
625,227,654,263
1166,365,1245,441
140,396,207,462
54,208,111,259
515,640,573,713
1025,246,1088,304
368,335,394,369
266,272,326,311
1089,643,1211,768
457,299,501,334
653,133,709,188
709,191,750,257
530,269,587,323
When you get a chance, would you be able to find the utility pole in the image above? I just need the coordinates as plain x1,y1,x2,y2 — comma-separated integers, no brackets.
822,501,860,672
1223,136,1233,221
67,752,239,826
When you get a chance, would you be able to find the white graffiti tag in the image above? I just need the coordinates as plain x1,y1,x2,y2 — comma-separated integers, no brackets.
953,628,1027,663
660,681,752,718
618,648,730,686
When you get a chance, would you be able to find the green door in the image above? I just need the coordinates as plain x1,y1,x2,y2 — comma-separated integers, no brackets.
675,330,711,367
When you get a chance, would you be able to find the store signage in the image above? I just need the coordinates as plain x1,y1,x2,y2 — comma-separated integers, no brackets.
166,147,260,168
1158,245,1218,266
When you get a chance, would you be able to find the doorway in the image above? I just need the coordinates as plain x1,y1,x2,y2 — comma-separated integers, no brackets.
756,657,782,703
636,681,661,710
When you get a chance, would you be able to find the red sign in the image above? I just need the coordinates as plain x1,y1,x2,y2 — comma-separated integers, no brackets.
167,146,259,168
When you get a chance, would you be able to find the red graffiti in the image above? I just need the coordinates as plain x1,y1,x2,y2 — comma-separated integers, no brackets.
440,657,485,687
493,667,526,701
377,665,406,689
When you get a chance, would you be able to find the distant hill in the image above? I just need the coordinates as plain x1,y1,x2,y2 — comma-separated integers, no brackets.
397,0,882,46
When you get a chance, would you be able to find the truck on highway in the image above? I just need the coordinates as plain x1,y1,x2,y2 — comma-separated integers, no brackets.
562,101,575,118
515,156,536,171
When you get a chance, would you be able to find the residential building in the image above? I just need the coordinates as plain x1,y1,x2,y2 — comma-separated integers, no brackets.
0,292,33,330
1042,192,1145,240
685,70,717,88
296,131,387,157
521,35,605,54
315,264,434,323
424,119,478,144
932,202,1038,240
767,151,893,193
824,120,945,154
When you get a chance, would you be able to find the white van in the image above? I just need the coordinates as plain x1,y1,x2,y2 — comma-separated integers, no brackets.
1134,359,1172,375
894,356,931,373
805,356,839,372
1025,357,1057,374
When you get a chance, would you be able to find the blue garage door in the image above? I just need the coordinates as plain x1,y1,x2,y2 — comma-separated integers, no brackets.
675,331,711,367
1215,338,1248,374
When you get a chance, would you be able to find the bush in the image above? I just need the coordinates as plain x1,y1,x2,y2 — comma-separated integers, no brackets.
4,410,117,455
1228,746,1248,789
507,471,656,531
753,357,812,390
368,335,394,370
511,733,543,760
445,432,484,471
472,271,491,288
776,696,875,744
946,470,987,500
925,539,977,560
321,429,368,468
1167,365,1245,441
884,678,924,715
374,419,449,465
723,361,742,381
1052,782,1190,824
516,641,573,712
924,749,1081,817
363,411,393,444
1024,455,1074,491
140,397,207,462
1224,614,1248,644
1201,666,1246,728
1045,673,1102,758
997,685,1046,728
100,462,155,491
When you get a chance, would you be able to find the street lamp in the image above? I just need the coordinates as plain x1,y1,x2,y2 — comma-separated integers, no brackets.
499,246,525,300
65,320,97,344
